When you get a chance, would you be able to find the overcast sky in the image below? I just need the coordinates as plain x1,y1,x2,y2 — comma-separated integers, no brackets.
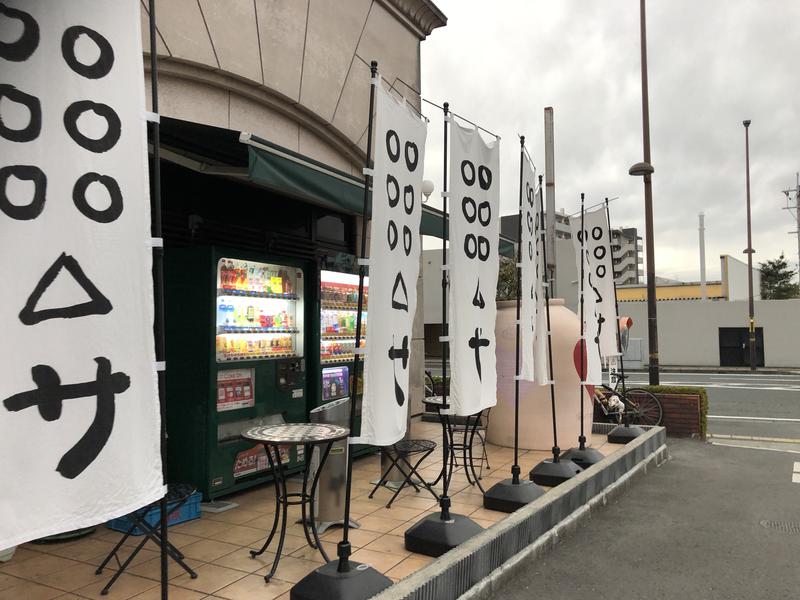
418,0,800,282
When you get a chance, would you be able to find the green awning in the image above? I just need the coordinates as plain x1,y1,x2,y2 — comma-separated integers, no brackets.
247,134,367,216
244,133,515,257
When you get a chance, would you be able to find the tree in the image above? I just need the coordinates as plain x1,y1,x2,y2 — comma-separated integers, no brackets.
496,256,517,300
759,253,800,299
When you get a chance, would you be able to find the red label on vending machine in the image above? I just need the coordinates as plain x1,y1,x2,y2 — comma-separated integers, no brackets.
233,445,268,478
216,369,255,412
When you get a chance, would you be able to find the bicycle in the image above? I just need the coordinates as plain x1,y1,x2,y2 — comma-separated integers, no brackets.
592,373,663,426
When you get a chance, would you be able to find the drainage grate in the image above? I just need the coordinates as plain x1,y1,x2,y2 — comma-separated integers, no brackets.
759,520,800,534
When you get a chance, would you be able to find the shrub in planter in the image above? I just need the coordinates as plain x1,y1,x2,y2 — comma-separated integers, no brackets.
642,385,708,440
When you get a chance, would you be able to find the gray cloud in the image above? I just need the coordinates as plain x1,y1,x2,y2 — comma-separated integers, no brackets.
420,0,800,281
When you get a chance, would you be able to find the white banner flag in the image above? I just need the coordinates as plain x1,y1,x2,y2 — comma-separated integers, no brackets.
519,154,548,384
448,123,500,416
355,84,426,445
581,207,619,358
571,206,618,384
0,1,164,549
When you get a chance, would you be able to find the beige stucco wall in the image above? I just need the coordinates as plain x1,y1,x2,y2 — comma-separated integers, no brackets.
141,0,442,176
622,299,800,367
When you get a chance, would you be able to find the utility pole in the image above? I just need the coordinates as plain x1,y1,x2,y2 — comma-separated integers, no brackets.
629,0,659,385
782,172,800,284
743,120,757,371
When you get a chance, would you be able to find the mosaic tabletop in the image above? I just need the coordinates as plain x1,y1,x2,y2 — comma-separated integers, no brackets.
242,423,349,444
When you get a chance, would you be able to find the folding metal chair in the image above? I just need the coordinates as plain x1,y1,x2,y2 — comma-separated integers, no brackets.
369,439,439,508
95,483,198,595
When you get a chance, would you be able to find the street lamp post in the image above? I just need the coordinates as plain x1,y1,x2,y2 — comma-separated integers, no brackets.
743,119,757,371
629,0,659,386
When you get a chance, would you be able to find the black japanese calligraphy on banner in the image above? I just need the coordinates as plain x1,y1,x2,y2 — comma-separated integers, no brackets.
0,1,163,550
570,206,617,384
448,122,500,416
355,83,426,446
519,154,548,384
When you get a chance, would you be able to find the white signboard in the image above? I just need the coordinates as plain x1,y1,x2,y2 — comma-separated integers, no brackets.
519,154,548,384
356,83,426,445
0,1,164,549
448,122,500,416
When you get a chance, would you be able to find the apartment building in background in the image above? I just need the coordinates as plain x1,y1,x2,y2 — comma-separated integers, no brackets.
500,209,643,285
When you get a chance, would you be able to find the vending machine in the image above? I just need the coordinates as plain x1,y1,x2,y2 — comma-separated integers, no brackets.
318,270,372,456
165,247,311,500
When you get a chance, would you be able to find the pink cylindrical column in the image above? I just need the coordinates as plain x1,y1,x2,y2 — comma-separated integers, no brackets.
488,299,594,451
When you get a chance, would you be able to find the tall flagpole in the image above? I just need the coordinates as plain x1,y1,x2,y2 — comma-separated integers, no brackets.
562,196,605,468
404,104,482,555
530,177,583,486
339,60,377,573
605,198,628,389
292,61,391,600
578,193,586,450
483,138,544,512
439,101,452,520
606,199,646,442
512,138,524,485
146,3,169,598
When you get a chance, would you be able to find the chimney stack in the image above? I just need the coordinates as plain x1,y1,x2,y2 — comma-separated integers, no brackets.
699,212,707,300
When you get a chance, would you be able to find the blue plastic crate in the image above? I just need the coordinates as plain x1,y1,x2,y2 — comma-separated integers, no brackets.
107,489,201,535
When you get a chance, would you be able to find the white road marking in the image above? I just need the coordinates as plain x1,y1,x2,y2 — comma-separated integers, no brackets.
626,380,800,391
707,374,800,380
625,373,800,380
710,441,800,455
794,461,800,473
708,415,800,423
792,473,800,484
709,434,800,443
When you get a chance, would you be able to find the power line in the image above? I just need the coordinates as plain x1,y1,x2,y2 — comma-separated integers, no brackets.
781,172,800,283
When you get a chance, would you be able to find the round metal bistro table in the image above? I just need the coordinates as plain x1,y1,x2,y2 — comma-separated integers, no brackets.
423,396,485,493
242,423,349,582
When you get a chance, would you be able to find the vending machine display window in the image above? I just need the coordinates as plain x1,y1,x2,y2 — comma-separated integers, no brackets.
322,366,349,402
320,270,366,367
216,258,304,362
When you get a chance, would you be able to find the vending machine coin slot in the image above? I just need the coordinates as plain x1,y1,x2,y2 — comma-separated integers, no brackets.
276,358,303,391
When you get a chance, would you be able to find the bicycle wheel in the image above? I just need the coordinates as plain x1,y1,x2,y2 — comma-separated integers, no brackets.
623,388,663,426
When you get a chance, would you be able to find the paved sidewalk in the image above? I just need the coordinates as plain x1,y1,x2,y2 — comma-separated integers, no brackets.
493,438,800,600
0,419,616,600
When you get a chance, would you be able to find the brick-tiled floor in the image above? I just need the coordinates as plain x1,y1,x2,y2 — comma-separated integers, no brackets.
0,418,617,600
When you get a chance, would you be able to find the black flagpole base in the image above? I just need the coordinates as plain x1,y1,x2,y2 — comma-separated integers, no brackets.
483,478,546,513
529,458,583,487
404,512,483,557
290,560,392,600
608,423,646,444
561,446,605,470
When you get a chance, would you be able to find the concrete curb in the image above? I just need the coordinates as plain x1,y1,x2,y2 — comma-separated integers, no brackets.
457,442,670,600
371,427,668,600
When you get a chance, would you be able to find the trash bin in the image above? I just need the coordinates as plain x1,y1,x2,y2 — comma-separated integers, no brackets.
308,397,358,533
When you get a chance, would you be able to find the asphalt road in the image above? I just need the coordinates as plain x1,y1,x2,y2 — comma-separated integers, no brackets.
624,372,800,445
426,361,800,446
493,438,800,600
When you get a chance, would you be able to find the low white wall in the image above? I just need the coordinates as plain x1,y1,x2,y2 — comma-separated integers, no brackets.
619,299,800,368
